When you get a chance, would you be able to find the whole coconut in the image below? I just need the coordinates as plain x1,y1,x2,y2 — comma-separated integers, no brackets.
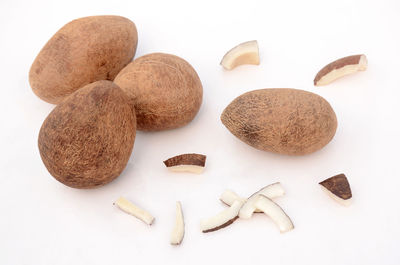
221,88,337,155
114,53,203,131
38,80,136,188
29,15,138,104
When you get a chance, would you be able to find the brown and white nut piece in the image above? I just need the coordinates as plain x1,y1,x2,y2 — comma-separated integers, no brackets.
114,197,154,225
219,190,245,206
239,182,285,218
163,153,206,174
254,195,294,233
200,200,245,233
219,182,285,215
319,173,352,206
170,201,185,245
220,40,260,70
314,54,367,86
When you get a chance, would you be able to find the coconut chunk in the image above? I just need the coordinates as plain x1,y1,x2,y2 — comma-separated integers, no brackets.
319,173,352,206
163,153,206,174
170,201,185,245
220,40,260,70
239,182,285,219
314,54,367,86
255,195,294,233
200,200,244,233
114,197,154,225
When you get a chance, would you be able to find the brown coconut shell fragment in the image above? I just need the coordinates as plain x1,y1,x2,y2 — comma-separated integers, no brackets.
163,153,206,173
314,54,367,86
319,174,352,205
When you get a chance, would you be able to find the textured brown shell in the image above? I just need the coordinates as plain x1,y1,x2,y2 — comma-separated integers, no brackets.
114,53,203,131
319,174,352,200
163,153,206,167
29,15,138,104
38,81,136,188
221,88,337,155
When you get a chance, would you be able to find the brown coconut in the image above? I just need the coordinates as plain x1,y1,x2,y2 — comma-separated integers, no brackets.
29,15,138,104
38,80,136,188
114,53,203,131
221,88,337,155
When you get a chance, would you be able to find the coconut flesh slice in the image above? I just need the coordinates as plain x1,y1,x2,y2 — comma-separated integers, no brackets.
319,173,352,206
200,200,245,233
220,189,244,206
114,197,154,225
314,54,367,86
254,195,294,233
170,201,185,245
220,40,260,70
238,182,285,218
163,153,206,174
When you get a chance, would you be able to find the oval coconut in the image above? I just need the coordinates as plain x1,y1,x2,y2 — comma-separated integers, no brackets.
221,88,337,155
114,53,203,131
38,80,136,188
29,15,138,104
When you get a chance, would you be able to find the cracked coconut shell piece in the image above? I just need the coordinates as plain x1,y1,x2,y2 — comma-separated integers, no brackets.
314,54,367,86
163,153,206,174
114,53,203,131
38,81,136,188
319,174,352,206
220,40,260,70
29,15,138,104
221,88,337,155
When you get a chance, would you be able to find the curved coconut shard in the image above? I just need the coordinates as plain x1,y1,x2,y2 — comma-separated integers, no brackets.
200,200,244,233
255,195,294,233
314,54,367,86
319,174,352,206
163,153,206,174
220,40,260,70
239,182,285,219
170,201,185,245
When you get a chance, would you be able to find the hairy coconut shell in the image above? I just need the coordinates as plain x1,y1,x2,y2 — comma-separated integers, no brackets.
114,53,203,131
221,88,337,155
29,15,138,104
38,80,136,188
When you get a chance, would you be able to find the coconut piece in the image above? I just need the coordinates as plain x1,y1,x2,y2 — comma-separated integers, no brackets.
219,190,245,206
255,195,294,233
220,40,260,70
163,153,206,174
114,197,154,225
319,173,352,206
170,201,185,245
200,200,244,233
238,182,285,219
314,54,367,86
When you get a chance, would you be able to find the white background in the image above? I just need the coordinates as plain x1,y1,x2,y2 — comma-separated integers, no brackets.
1,0,399,264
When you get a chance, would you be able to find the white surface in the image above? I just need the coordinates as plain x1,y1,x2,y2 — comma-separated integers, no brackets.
0,0,399,264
